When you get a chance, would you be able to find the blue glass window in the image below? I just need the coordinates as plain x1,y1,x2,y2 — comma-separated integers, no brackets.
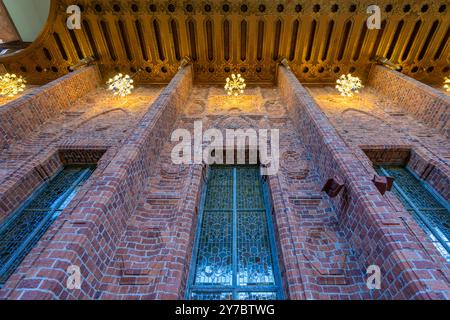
0,166,94,286
187,166,283,300
378,166,450,262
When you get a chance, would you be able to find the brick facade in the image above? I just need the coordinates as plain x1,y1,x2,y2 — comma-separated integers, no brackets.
368,65,450,139
0,64,448,300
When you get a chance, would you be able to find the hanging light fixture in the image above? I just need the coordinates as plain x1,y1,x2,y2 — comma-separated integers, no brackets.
0,73,26,98
444,76,450,92
106,73,135,97
225,74,246,96
336,74,363,97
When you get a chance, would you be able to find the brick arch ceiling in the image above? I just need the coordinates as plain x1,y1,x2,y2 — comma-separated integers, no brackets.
0,0,449,85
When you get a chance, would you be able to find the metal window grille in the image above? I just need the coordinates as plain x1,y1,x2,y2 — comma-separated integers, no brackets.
186,166,284,300
0,166,94,286
378,166,450,262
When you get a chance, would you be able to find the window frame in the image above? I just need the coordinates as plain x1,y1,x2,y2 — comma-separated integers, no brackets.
186,165,284,300
379,166,450,258
0,166,93,287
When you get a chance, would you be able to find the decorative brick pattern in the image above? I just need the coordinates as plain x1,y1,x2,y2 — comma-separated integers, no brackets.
0,66,102,150
0,66,192,300
279,66,450,299
0,64,448,300
306,85,450,203
368,65,450,139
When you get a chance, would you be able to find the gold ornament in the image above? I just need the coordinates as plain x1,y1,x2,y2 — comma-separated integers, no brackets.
336,74,363,97
225,74,246,97
0,73,26,98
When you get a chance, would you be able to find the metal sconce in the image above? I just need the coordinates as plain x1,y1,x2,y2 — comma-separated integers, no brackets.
322,177,345,198
372,175,395,195
372,56,402,71
69,56,96,72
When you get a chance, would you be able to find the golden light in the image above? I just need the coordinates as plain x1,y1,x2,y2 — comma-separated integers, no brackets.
336,74,363,97
106,73,134,97
225,74,246,97
0,73,26,98
444,77,450,92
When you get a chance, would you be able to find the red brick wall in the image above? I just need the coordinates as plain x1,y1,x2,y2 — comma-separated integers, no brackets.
2,66,193,300
0,64,448,300
278,66,450,299
0,66,101,150
368,65,450,139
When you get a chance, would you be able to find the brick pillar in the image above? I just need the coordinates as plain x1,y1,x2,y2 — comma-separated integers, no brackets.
4,65,193,300
278,65,450,300
368,65,450,139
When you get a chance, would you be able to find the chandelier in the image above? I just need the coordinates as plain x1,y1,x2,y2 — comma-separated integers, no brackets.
225,74,246,96
444,77,450,92
0,73,26,98
106,73,134,97
336,74,363,97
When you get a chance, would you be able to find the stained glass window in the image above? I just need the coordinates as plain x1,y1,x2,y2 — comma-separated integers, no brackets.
0,166,94,286
187,166,284,300
378,166,450,262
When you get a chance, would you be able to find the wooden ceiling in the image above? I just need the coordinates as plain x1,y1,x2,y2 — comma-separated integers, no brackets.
0,0,449,85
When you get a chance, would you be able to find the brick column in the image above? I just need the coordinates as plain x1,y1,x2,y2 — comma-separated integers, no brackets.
278,65,450,300
368,65,450,139
4,65,193,300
